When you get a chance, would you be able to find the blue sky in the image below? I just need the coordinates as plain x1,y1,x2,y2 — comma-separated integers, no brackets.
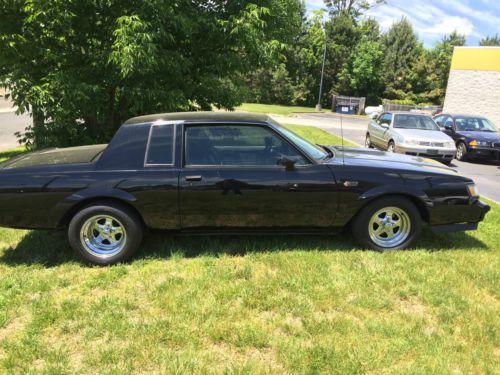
306,0,500,47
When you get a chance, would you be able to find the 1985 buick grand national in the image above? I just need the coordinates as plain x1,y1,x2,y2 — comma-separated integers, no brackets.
0,113,490,265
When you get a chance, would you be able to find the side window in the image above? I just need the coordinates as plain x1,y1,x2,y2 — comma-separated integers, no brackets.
145,124,175,165
444,117,454,128
185,125,308,167
434,115,444,127
379,113,392,126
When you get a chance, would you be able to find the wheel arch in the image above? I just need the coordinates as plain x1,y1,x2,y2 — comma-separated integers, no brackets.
58,196,145,229
349,192,431,226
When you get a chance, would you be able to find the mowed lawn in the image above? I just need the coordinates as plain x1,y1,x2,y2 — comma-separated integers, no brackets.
0,125,499,374
237,103,328,116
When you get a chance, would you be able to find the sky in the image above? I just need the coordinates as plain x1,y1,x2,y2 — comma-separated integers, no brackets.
305,0,500,47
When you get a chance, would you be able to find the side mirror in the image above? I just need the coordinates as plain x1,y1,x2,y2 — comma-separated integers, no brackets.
380,122,389,129
444,124,453,131
278,157,297,172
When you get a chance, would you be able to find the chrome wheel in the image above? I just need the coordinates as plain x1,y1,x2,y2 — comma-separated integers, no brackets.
388,142,395,153
80,215,127,258
368,207,411,248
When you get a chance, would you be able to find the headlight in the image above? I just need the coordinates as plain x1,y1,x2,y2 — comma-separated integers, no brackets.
404,139,420,145
467,184,479,198
445,141,455,148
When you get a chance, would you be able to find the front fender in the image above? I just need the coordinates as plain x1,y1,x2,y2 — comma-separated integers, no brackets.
359,185,433,207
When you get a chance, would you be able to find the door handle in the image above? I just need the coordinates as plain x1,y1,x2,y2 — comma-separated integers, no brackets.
185,175,202,182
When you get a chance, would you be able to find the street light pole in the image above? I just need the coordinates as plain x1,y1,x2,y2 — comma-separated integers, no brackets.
316,27,327,112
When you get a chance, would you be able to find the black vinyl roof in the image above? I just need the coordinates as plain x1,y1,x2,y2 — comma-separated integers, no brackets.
124,111,271,125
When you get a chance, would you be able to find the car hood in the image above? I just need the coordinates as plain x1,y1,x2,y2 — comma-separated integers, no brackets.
325,146,460,176
394,129,453,142
455,131,500,142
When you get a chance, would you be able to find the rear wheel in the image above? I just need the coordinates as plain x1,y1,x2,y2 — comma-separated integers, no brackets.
68,202,144,265
387,141,396,153
351,196,422,251
456,142,468,161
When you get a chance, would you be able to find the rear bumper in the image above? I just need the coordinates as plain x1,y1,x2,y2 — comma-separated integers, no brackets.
430,200,491,233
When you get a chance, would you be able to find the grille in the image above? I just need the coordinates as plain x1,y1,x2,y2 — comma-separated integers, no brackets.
418,141,444,147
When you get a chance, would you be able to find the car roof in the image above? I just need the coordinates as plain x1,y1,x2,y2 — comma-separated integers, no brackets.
443,114,487,119
124,111,272,125
384,111,430,116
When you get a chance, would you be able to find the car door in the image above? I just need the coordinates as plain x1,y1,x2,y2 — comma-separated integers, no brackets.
179,123,338,230
442,116,457,140
371,113,392,149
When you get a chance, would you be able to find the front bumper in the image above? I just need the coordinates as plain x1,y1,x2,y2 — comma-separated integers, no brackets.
430,200,491,233
396,145,456,161
468,146,500,160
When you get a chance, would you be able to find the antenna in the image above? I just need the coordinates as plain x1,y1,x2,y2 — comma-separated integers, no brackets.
340,110,345,166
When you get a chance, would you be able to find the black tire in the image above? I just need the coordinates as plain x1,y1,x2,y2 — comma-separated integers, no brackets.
68,201,144,265
351,196,422,252
365,134,374,148
456,142,468,161
387,140,396,153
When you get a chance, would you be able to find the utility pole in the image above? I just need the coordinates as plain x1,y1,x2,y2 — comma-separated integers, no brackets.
316,27,327,112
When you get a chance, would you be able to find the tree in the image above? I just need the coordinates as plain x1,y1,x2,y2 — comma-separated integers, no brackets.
382,18,420,100
324,0,385,18
480,34,500,46
425,31,466,104
0,0,303,148
336,19,384,104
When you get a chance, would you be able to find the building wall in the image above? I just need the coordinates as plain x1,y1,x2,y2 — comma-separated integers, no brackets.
443,47,500,127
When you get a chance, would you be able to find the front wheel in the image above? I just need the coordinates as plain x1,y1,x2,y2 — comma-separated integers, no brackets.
365,134,374,148
456,142,468,161
68,202,144,265
387,141,396,153
351,196,422,251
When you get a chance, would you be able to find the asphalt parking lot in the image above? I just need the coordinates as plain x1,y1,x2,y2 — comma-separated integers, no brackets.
273,113,500,202
0,111,498,202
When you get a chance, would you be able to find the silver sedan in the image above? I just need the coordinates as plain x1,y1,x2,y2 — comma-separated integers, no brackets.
366,112,456,165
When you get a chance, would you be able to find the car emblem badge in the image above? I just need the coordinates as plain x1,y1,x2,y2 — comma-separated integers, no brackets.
343,181,359,187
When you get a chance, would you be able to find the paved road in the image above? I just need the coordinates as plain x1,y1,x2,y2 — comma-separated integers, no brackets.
272,113,500,202
0,111,31,150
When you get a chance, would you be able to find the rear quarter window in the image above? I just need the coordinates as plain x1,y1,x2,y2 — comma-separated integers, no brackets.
145,124,175,165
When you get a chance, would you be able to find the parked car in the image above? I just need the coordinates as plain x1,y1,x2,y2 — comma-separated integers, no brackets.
365,112,456,165
434,114,500,162
0,112,490,265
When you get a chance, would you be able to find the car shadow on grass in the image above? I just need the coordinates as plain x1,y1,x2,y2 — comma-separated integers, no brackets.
0,227,489,267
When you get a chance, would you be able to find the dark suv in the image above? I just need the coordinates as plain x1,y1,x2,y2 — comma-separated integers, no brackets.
434,114,500,162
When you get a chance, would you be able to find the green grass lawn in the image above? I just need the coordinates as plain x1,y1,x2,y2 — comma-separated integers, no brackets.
237,103,328,116
0,130,498,374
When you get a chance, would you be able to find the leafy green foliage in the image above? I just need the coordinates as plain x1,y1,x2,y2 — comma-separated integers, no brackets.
479,34,500,46
0,0,303,148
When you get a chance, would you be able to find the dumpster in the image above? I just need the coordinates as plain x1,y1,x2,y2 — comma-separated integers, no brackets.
335,103,358,115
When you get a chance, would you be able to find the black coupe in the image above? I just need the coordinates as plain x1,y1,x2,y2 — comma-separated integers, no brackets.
0,113,490,265
434,114,500,162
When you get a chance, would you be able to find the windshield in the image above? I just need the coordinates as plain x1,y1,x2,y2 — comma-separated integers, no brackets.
273,122,329,161
393,114,440,131
455,117,497,132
